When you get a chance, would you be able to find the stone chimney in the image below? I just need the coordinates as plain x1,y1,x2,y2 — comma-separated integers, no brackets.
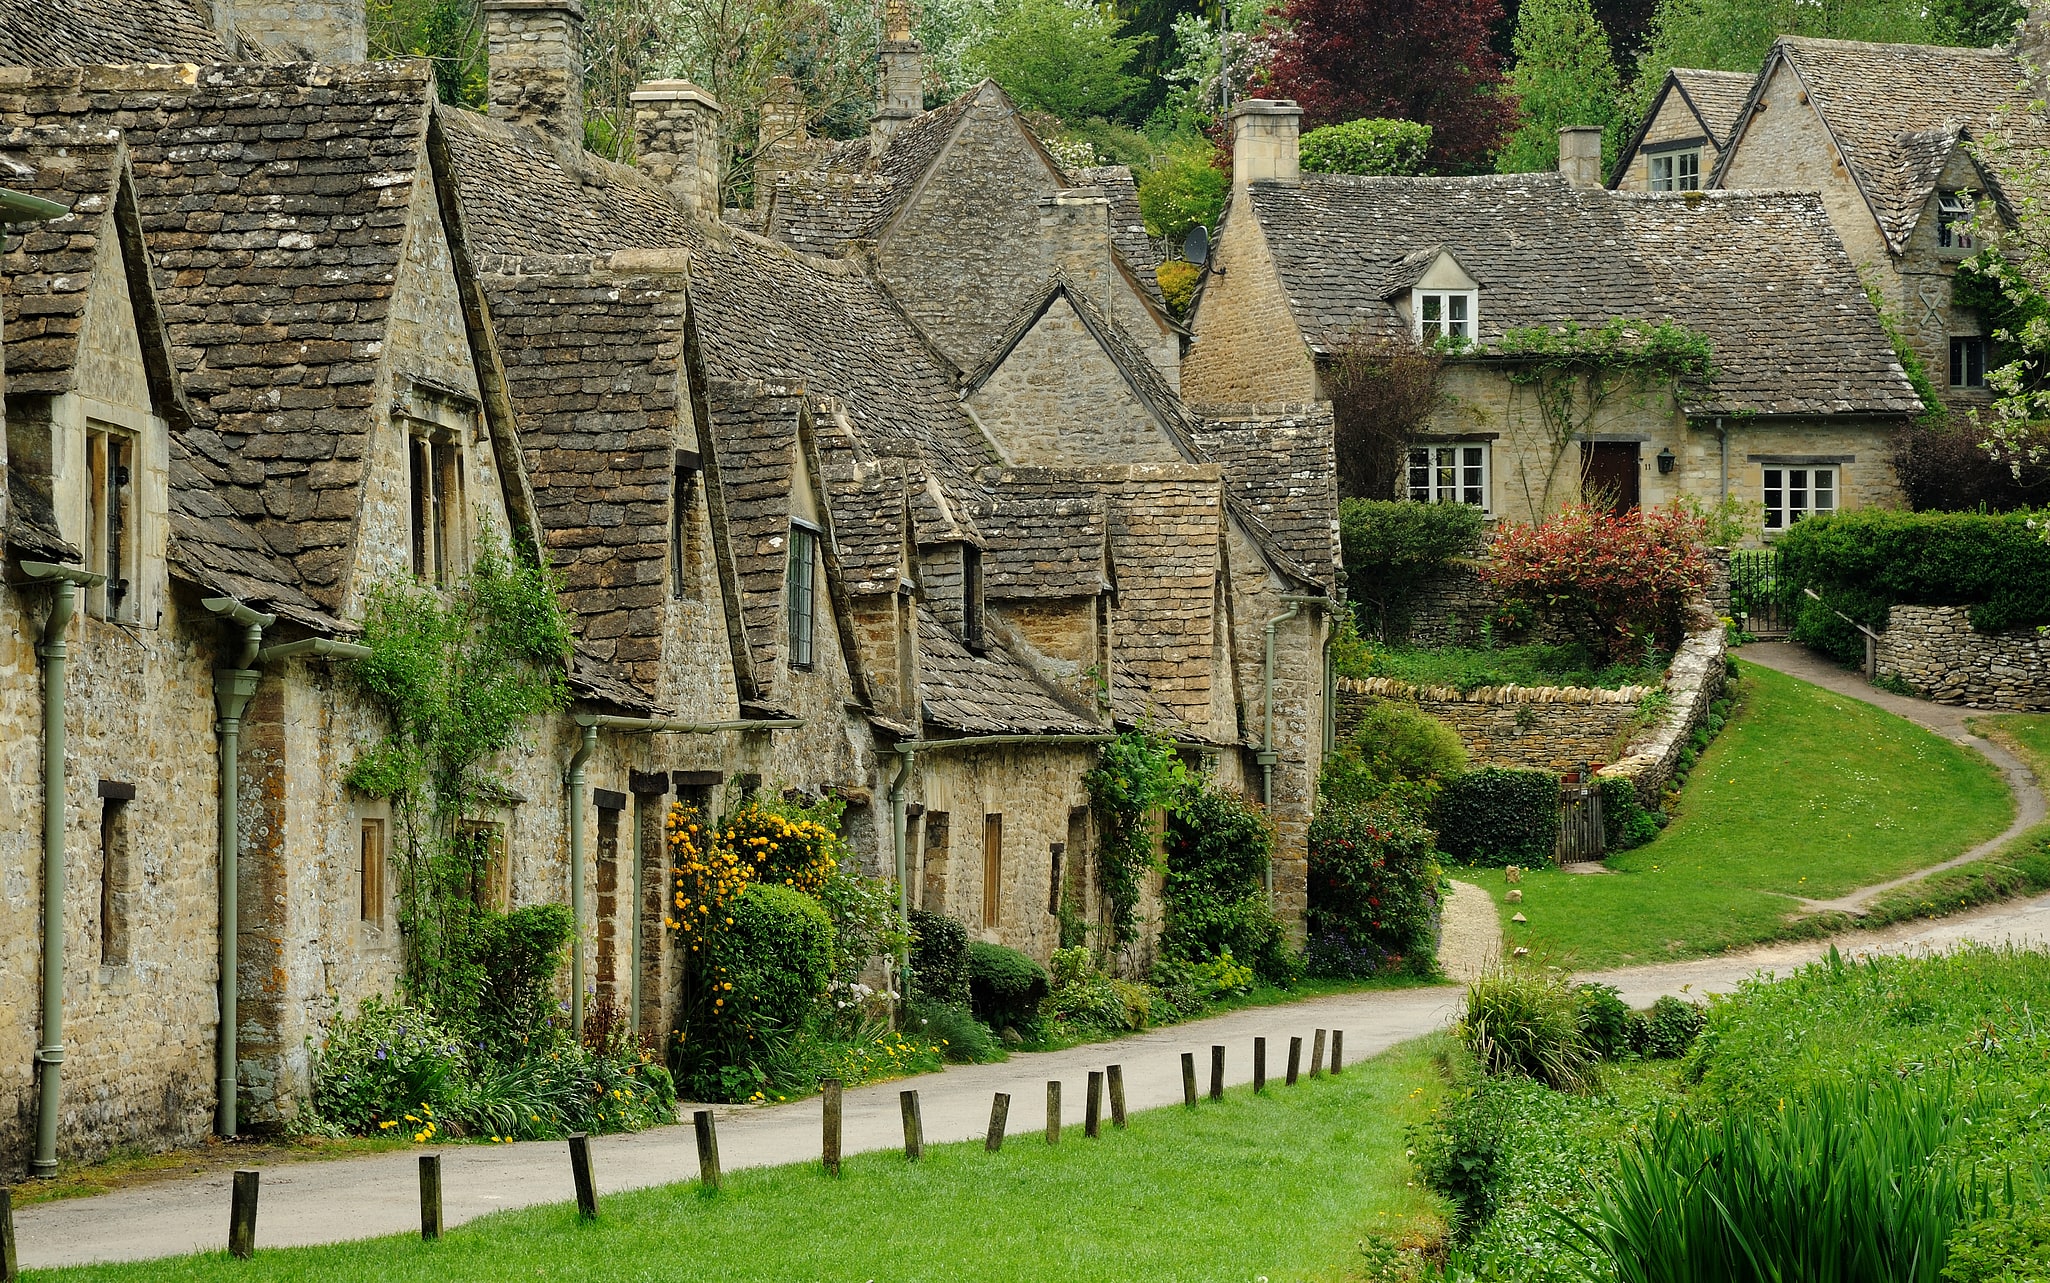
633,80,724,216
1229,99,1302,189
870,0,924,152
758,74,814,188
209,0,366,61
1557,126,1604,188
484,0,585,148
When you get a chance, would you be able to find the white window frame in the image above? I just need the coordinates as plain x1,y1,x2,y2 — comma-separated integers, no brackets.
1937,192,1976,251
1413,290,1477,344
1763,466,1837,532
1649,149,1702,192
1407,443,1491,512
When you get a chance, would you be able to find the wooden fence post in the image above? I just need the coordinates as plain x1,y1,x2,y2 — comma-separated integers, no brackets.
693,1110,721,1191
569,1133,598,1219
418,1154,442,1241
1085,1071,1103,1138
228,1169,260,1259
1180,1052,1197,1107
822,1079,843,1176
1287,1036,1302,1086
1254,1037,1267,1093
1331,1030,1344,1075
1209,1044,1224,1101
1311,1028,1327,1078
3,1186,19,1283
1107,1064,1127,1128
900,1090,924,1161
987,1092,1011,1151
1046,1081,1062,1145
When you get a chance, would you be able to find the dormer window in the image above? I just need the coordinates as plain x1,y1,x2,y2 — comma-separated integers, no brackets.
1414,290,1476,343
407,423,467,586
1938,192,1975,251
85,422,137,621
787,521,818,670
1649,149,1701,192
962,543,985,651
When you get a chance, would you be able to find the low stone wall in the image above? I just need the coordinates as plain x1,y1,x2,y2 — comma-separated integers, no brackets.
1597,621,1729,804
1335,676,1656,773
1875,605,2050,710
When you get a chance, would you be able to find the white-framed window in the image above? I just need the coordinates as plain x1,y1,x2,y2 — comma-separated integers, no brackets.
1763,466,1836,531
84,422,139,622
1938,192,1975,250
1407,443,1490,511
1649,149,1702,192
787,522,818,669
1951,336,1988,388
1414,289,1476,343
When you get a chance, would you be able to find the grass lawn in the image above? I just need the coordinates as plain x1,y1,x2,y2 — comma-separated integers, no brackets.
1343,641,1667,692
1465,659,2012,969
33,1040,1453,1283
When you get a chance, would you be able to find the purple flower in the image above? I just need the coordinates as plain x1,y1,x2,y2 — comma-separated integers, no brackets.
375,1046,388,1061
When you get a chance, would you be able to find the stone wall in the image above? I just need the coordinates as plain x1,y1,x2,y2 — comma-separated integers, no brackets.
966,294,1185,466
1335,675,1652,772
1597,621,1729,804
1876,605,2050,709
1181,185,1321,407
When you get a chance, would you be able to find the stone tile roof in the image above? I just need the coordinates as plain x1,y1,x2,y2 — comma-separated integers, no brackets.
0,61,446,619
763,89,977,250
702,378,806,685
436,107,687,261
817,450,910,596
1670,68,1755,146
1241,171,1919,417
1720,37,2037,252
1189,405,1340,589
0,126,125,397
915,604,1097,735
0,0,232,68
969,472,1106,599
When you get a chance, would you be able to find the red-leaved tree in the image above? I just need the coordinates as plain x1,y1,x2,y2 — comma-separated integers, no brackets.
1482,504,1710,658
1262,0,1514,174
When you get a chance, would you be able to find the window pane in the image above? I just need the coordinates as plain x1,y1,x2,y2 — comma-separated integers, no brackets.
1814,468,1835,513
1448,295,1468,321
1421,295,1442,322
1789,469,1809,520
1678,152,1700,190
1435,446,1456,499
1461,446,1483,506
787,528,815,667
1407,447,1430,501
1650,155,1671,191
1764,469,1784,530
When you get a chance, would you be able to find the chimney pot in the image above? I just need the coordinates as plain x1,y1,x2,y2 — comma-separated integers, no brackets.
1229,99,1302,189
633,80,724,217
1557,125,1604,188
484,0,586,148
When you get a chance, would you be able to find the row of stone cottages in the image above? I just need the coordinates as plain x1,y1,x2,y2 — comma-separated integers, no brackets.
0,0,1338,1175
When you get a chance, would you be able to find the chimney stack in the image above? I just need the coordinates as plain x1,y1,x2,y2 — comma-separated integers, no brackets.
758,74,814,187
484,0,586,149
870,0,924,152
1557,126,1604,188
633,80,724,217
208,0,365,61
1229,99,1302,189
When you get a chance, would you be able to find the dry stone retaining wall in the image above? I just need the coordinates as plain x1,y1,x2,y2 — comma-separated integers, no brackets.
1335,676,1652,772
1597,622,1729,804
1876,605,2050,709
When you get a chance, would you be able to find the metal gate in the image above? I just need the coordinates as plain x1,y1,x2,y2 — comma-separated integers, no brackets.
1558,777,1605,863
1728,549,1792,638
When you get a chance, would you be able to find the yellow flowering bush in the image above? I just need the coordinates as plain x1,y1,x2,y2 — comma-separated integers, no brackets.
664,798,840,946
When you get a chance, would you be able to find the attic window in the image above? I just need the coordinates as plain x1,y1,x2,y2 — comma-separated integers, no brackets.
787,522,818,670
407,424,467,586
1649,150,1701,192
1938,192,1976,251
670,451,700,599
84,423,137,622
962,543,985,651
1413,290,1476,343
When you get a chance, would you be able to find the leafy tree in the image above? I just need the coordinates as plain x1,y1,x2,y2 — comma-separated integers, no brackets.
1136,137,1227,241
970,0,1146,124
1299,118,1433,175
1326,329,1449,500
1265,0,1514,174
367,0,486,108
1931,0,2025,45
1496,0,1623,175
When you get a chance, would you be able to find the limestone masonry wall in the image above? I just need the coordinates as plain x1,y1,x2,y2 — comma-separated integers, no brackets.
1335,676,1651,772
1876,605,2050,710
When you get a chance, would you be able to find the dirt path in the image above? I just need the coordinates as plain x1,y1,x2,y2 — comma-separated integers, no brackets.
1738,642,2045,914
1437,880,1500,983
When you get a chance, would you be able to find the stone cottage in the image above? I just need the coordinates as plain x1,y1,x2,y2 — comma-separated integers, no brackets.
1610,68,1754,193
1183,100,1923,535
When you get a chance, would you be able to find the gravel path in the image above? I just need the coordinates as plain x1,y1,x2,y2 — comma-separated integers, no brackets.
1436,879,1500,983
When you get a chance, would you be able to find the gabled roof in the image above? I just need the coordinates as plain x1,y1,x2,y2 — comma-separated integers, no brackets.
1378,244,1477,298
0,0,233,68
1671,69,1756,146
1711,36,2037,253
969,471,1106,599
764,87,979,252
1236,171,1920,418
1188,405,1340,587
703,378,809,686
915,604,1098,735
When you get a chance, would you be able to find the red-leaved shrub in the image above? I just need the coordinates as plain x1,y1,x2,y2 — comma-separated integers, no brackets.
1482,504,1709,658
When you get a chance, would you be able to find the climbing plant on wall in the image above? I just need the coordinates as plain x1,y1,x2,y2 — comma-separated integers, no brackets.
343,525,574,1018
1083,729,1190,947
1495,319,1716,516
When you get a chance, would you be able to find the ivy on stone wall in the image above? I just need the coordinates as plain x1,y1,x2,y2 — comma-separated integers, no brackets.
1083,729,1189,948
343,525,574,1018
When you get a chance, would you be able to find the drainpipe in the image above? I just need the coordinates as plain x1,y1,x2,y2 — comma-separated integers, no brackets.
888,747,918,1017
1260,594,1327,899
202,597,274,1139
1716,417,1729,505
254,637,370,664
21,560,102,1176
566,723,598,1037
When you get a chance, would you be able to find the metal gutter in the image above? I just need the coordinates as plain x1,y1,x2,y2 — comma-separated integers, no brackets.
574,714,804,734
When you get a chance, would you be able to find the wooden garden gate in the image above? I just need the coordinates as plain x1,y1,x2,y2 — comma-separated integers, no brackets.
1557,775,1605,863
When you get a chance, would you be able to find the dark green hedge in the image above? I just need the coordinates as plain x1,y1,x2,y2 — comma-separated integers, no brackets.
1776,510,2050,665
966,941,1049,1033
1434,768,1559,867
908,909,970,1007
720,884,835,1033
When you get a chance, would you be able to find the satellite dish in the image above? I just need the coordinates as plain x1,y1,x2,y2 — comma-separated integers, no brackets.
1182,224,1210,266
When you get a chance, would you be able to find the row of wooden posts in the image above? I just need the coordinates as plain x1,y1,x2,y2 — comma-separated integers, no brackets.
0,1027,1344,1272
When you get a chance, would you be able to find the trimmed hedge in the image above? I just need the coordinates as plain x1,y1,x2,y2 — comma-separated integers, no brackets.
720,884,834,1033
1777,509,2050,665
965,941,1049,1034
1299,118,1432,176
1434,768,1560,867
907,909,970,1007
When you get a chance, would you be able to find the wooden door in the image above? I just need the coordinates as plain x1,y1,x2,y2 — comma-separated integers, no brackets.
1581,442,1641,513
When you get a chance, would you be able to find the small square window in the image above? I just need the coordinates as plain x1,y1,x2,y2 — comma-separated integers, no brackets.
1951,336,1988,388
1763,466,1838,531
1413,290,1477,343
1407,443,1490,511
1650,150,1702,192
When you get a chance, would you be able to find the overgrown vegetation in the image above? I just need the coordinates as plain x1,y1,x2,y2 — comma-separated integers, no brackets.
1084,729,1189,948
1327,335,1450,502
1435,768,1561,867
1160,786,1294,984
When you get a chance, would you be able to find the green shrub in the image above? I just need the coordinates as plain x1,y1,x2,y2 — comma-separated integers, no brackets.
1305,799,1441,976
1408,1071,1519,1231
1633,994,1705,1060
907,909,970,1007
1320,700,1467,812
1161,785,1294,983
1299,117,1433,176
1135,138,1226,243
903,1001,1004,1064
466,904,574,1059
718,883,835,1035
1575,983,1632,1060
1045,945,1149,1034
310,996,469,1137
1435,768,1561,867
1459,966,1596,1090
1339,498,1485,638
1943,1204,2050,1282
1598,775,1664,851
966,941,1050,1034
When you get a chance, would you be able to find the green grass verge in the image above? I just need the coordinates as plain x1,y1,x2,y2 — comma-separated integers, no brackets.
33,1040,1453,1283
1342,641,1668,692
1464,659,2012,969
